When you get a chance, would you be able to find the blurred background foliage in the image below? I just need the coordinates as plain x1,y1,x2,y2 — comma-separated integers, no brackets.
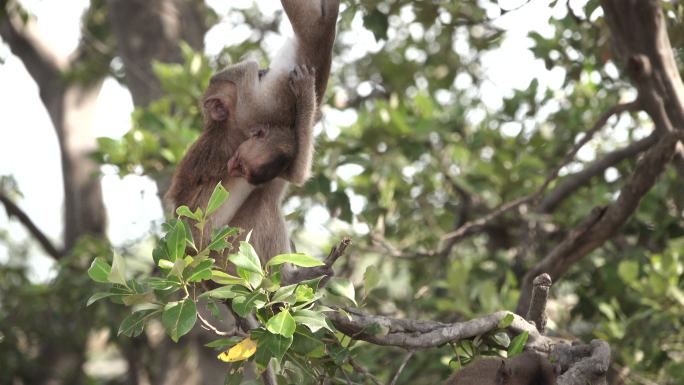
1,0,684,384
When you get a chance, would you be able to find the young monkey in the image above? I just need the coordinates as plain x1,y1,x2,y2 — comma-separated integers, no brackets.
166,0,340,266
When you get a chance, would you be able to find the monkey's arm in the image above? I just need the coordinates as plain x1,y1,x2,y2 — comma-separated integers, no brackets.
283,65,316,186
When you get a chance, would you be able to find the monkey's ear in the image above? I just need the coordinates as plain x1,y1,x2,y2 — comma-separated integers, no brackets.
204,97,229,121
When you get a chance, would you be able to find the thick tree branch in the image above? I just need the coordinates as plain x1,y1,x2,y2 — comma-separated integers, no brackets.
517,130,684,314
555,340,611,385
0,11,64,89
601,0,684,175
537,133,658,213
327,308,552,352
0,193,63,260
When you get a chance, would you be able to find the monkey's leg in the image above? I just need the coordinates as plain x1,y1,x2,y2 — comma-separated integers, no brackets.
284,65,316,185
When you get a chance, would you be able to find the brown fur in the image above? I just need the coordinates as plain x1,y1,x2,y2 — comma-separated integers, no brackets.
445,352,558,385
165,0,339,264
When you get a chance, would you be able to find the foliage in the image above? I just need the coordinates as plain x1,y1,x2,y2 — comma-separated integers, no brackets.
2,0,684,384
86,183,363,382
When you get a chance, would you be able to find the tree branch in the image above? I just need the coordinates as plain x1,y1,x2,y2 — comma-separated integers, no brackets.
0,9,63,91
556,340,611,385
0,193,63,260
601,0,684,175
525,273,551,334
537,133,658,213
440,102,638,248
389,350,414,385
517,130,684,313
327,308,552,352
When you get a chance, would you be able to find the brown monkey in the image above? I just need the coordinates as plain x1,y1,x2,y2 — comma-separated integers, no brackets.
165,0,340,264
445,351,558,385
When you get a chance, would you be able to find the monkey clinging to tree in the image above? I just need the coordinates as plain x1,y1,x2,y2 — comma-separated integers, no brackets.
166,0,340,267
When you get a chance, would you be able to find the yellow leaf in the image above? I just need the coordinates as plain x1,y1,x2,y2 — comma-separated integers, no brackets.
217,337,257,362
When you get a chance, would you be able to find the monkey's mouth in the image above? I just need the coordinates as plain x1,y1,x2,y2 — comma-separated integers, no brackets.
258,68,269,80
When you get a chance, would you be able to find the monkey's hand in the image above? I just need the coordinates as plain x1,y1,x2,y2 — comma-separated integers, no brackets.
288,64,316,100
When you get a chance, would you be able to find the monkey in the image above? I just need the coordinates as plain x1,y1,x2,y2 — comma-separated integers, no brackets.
444,351,558,385
165,0,340,266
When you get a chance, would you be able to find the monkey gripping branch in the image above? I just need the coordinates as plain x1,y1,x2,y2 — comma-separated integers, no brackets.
86,182,610,385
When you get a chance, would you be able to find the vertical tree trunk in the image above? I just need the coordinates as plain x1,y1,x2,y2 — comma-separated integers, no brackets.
49,82,107,250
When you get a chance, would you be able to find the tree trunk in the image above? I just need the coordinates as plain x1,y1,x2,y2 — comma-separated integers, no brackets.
49,81,107,250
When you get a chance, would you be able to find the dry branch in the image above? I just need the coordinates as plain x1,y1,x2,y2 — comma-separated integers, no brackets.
525,273,551,334
0,193,63,260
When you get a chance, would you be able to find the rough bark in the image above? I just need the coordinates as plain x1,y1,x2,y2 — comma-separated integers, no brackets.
107,0,207,107
600,0,684,175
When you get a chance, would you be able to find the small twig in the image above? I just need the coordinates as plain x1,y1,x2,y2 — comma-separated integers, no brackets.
0,193,63,260
326,237,352,266
389,350,415,385
196,311,243,337
349,358,383,385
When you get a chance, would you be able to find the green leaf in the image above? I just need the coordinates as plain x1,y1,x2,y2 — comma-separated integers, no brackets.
166,219,186,262
169,257,187,278
107,254,127,286
186,259,213,282
363,265,380,295
295,285,315,303
229,242,263,274
498,313,515,329
291,327,325,356
88,258,111,283
86,291,117,306
146,276,182,291
152,241,169,265
205,336,243,350
162,299,197,342
618,260,639,283
208,226,239,251
266,253,325,268
271,284,297,305
327,278,357,306
252,329,293,364
210,270,245,285
266,309,296,338
119,309,158,337
232,291,267,317
508,331,529,357
176,205,199,221
292,309,331,333
206,182,229,216
200,285,246,300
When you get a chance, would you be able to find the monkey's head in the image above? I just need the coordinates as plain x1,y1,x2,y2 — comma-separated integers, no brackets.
202,60,269,129
227,125,295,185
